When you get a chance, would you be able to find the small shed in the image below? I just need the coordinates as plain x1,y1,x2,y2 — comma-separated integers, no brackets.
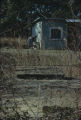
32,18,81,50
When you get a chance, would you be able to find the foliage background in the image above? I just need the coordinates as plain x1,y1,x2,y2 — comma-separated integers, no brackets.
0,0,81,37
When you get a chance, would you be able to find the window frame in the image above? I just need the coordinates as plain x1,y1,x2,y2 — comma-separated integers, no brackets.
49,27,63,40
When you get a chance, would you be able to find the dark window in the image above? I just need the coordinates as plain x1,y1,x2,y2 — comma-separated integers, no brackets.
50,28,61,39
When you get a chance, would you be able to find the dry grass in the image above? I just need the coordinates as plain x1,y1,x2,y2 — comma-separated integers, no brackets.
0,37,26,48
1,47,81,78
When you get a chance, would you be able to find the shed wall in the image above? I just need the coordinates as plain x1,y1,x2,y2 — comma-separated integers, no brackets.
42,20,67,49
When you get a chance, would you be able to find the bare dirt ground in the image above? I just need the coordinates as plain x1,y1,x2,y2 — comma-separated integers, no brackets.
1,77,81,119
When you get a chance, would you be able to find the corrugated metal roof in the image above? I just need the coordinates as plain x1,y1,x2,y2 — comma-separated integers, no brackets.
46,18,81,23
66,19,81,23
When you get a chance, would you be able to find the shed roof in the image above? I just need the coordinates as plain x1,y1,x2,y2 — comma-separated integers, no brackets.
32,17,81,25
66,19,81,23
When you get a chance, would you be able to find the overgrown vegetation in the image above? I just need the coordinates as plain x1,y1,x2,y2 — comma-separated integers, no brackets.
0,53,16,80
